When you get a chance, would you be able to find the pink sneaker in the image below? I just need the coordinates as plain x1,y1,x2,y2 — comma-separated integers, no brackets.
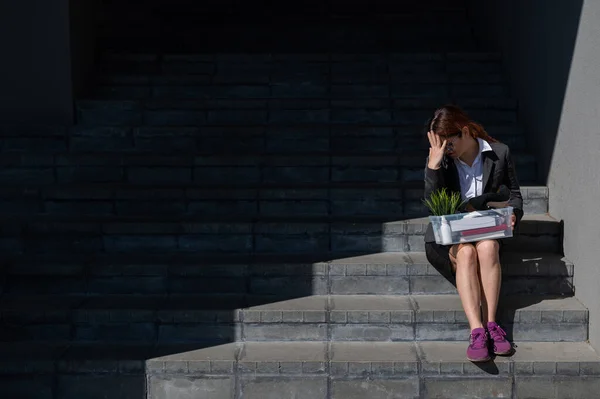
466,327,491,362
487,322,513,355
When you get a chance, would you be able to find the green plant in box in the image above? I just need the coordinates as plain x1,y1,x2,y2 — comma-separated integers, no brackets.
423,188,465,216
423,188,466,245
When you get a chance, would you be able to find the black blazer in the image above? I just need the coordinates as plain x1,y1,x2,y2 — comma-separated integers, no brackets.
423,141,524,243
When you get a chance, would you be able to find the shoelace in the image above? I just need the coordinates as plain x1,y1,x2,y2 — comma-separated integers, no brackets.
470,331,488,349
488,324,507,341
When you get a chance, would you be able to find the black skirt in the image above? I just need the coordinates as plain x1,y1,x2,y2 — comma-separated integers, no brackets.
425,242,454,281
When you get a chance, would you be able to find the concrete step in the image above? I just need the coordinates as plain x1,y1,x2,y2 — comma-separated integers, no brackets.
91,84,512,100
0,151,539,185
154,23,471,37
112,8,470,21
150,341,599,399
79,97,516,108
75,99,518,126
98,12,474,33
0,134,529,157
0,294,586,343
236,295,586,343
99,6,471,25
0,123,530,153
2,251,572,296
92,51,508,99
99,35,480,54
0,183,548,218
0,120,523,136
99,0,469,12
97,51,502,71
98,72,508,90
1,341,598,398
0,214,561,256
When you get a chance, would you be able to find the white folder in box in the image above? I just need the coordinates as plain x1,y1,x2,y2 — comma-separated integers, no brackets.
449,216,497,232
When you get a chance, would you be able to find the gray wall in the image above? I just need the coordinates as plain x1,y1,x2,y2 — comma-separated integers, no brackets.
550,0,600,352
469,0,600,350
0,0,74,124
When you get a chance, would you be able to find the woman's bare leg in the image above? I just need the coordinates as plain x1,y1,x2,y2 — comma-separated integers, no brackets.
450,243,483,330
474,240,502,323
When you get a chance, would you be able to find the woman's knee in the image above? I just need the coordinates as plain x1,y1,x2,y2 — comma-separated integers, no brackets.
451,244,478,270
475,240,500,264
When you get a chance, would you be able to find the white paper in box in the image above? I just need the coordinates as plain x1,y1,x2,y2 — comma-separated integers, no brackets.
429,206,514,245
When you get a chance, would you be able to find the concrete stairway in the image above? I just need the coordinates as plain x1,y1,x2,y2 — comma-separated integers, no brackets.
1,10,599,399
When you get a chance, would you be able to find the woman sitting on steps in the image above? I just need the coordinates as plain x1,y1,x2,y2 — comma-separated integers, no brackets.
423,104,524,362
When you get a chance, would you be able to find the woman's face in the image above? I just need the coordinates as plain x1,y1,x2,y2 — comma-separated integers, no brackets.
439,127,470,159
441,133,463,158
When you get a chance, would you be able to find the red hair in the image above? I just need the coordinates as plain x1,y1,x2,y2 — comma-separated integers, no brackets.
427,104,498,143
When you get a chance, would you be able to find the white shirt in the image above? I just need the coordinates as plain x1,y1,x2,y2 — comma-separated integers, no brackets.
454,138,493,201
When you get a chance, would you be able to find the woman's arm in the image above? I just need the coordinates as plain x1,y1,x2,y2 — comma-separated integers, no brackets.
424,131,449,202
424,157,446,204
503,147,524,228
